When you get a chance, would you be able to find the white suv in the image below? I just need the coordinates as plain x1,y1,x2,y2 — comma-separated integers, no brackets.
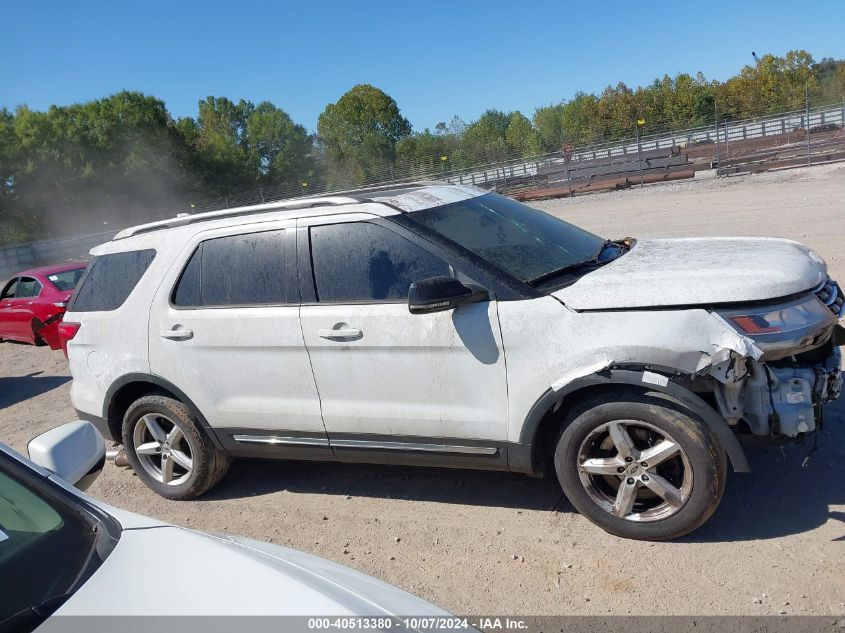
62,182,843,540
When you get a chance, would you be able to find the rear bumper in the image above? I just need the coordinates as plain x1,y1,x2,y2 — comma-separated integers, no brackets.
74,408,117,443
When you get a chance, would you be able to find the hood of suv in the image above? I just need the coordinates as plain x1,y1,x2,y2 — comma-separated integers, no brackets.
552,237,827,310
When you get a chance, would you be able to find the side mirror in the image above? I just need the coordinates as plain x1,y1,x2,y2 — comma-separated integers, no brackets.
28,421,106,491
408,276,489,315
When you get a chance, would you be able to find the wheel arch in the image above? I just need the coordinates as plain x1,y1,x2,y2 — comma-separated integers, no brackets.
513,367,750,476
30,317,45,344
103,373,223,449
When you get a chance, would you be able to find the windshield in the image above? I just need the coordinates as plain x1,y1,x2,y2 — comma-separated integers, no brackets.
0,455,101,626
408,193,607,283
46,267,87,292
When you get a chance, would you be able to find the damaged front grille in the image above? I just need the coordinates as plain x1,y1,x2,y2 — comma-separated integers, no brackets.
814,276,845,317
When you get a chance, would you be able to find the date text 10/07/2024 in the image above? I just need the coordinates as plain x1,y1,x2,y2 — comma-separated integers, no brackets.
307,617,528,631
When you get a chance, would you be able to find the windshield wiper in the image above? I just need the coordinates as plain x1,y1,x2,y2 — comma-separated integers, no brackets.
526,240,622,287
0,592,75,633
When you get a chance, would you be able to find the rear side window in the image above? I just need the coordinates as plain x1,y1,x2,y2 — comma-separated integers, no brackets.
15,277,42,298
70,249,156,312
310,222,450,302
172,230,286,307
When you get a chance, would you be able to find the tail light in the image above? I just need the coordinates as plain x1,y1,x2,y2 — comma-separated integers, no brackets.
58,322,81,358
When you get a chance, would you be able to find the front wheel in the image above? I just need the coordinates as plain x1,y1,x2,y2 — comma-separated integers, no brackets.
554,391,727,541
122,394,231,500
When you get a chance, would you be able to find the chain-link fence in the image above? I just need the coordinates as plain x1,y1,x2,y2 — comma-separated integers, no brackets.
3,98,844,277
0,230,114,281
181,98,845,209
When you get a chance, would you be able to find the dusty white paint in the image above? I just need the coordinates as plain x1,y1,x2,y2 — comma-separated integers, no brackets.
552,237,827,310
70,185,831,455
498,296,763,442
370,185,485,212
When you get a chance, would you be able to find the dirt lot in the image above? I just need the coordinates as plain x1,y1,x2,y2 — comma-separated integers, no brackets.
1,164,844,616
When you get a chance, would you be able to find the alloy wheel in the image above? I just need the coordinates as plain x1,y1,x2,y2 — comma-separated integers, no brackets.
576,420,693,522
132,413,194,486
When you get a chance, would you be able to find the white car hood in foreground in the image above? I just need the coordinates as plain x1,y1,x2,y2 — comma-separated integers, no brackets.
54,506,447,617
552,237,827,310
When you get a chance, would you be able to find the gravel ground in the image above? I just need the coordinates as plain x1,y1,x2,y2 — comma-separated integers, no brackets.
1,164,844,616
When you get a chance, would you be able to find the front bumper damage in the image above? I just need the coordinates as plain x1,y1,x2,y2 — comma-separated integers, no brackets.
704,279,844,440
710,336,842,440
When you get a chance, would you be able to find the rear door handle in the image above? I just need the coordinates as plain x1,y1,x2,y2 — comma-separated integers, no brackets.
318,328,362,340
161,328,194,341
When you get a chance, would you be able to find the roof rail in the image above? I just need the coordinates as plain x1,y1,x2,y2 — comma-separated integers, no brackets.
113,195,361,240
111,181,447,240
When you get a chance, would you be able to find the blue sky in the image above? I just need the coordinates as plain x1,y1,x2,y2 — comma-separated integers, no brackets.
3,0,844,132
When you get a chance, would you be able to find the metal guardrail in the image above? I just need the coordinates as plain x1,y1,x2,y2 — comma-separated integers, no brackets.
441,102,845,188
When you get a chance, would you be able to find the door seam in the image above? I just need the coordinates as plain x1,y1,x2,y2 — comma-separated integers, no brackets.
295,225,332,448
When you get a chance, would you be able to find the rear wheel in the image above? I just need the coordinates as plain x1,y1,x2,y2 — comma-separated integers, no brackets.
122,394,230,500
554,391,726,541
31,319,47,346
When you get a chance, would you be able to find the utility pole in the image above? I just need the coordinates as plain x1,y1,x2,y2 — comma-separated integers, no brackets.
562,141,573,197
636,118,645,186
714,100,720,173
806,83,811,168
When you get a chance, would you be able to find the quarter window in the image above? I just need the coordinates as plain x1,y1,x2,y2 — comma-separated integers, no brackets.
70,250,156,312
172,230,286,307
310,222,450,303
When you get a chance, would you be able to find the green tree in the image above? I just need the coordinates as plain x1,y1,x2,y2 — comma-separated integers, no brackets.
246,102,317,189
534,92,601,149
815,57,845,102
395,128,459,178
317,84,411,187
6,92,193,237
193,96,255,193
505,112,541,157
719,50,817,118
457,109,511,165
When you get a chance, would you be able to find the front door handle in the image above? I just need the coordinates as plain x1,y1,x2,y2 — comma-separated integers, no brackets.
318,328,362,340
161,328,194,341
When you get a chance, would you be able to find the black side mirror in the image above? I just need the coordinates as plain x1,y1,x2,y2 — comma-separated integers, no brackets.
408,276,489,314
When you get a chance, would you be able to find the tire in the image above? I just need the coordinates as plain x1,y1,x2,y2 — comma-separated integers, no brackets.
554,391,727,541
122,394,231,500
31,319,47,346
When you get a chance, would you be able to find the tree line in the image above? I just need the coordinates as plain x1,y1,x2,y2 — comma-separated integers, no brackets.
1,49,843,244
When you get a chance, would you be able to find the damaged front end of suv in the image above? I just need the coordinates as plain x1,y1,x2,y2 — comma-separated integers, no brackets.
704,281,843,441
505,233,845,539
536,237,844,452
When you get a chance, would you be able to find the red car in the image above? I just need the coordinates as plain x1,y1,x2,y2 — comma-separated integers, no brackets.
0,261,88,348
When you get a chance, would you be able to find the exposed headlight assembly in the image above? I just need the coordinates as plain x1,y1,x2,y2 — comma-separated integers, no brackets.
718,294,837,357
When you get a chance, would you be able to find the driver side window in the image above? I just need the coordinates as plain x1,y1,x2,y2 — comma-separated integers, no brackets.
309,222,451,303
